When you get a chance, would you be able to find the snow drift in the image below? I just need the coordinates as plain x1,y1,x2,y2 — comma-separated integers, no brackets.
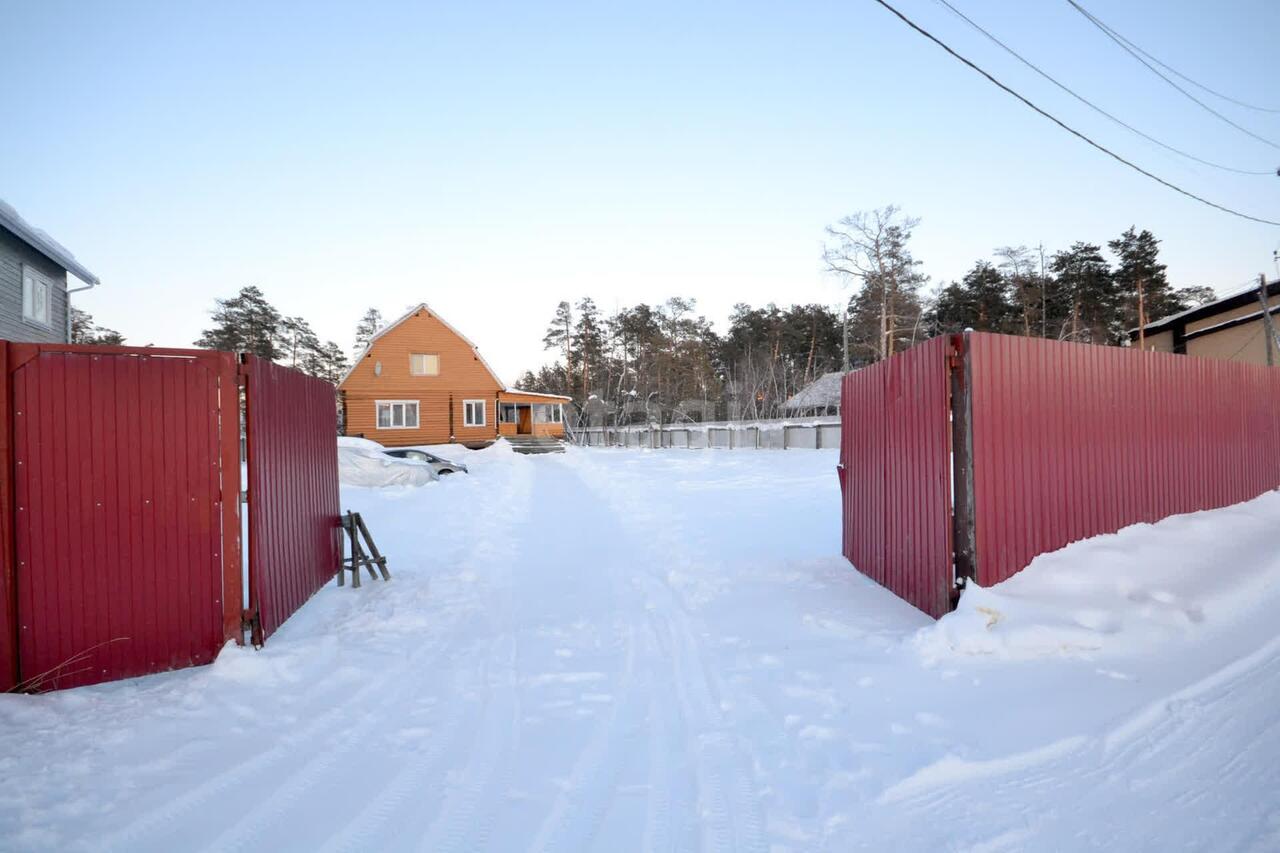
916,489,1280,662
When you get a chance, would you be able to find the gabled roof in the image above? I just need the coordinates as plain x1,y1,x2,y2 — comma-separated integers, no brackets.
338,303,506,388
1134,279,1278,337
0,199,100,285
783,371,844,411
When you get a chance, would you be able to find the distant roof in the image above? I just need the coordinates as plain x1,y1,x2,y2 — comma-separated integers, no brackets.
338,303,506,388
0,199,100,285
783,371,844,411
1135,279,1278,337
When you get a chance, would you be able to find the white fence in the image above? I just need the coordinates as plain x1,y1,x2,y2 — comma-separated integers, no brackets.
571,416,841,450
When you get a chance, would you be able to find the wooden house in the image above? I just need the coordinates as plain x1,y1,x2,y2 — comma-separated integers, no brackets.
338,304,570,447
0,199,100,343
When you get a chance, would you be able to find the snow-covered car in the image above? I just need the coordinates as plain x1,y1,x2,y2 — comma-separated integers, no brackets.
382,448,468,475
338,437,438,487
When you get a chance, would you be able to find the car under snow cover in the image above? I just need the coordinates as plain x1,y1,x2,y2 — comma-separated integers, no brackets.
382,448,468,475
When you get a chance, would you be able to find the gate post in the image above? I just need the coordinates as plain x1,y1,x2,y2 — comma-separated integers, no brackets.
0,341,16,690
950,333,977,599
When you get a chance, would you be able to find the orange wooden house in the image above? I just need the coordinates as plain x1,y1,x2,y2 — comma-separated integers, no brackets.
338,304,570,447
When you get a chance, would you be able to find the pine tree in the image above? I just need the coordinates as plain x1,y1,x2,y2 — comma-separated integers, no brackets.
542,300,573,394
573,297,605,400
70,307,125,345
933,262,1013,333
1049,244,1117,343
277,315,321,369
1109,227,1176,336
304,341,350,384
353,308,382,356
194,285,281,358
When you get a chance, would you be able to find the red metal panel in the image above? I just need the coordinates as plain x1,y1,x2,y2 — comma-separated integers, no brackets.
0,342,15,690
244,355,341,642
8,346,237,689
840,336,954,617
967,333,1280,588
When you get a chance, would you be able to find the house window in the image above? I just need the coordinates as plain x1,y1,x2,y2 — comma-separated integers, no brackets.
410,353,440,376
552,404,563,424
375,400,419,429
463,399,486,427
499,403,517,423
22,266,51,327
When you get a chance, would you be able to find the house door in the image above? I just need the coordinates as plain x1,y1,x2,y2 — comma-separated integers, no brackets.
518,405,532,434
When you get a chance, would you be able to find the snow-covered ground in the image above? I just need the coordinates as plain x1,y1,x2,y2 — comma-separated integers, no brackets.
3,445,1280,851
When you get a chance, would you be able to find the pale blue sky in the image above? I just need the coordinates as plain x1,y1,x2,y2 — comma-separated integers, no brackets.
2,0,1277,380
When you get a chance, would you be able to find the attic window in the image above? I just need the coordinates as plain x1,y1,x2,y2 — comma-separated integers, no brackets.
410,353,439,376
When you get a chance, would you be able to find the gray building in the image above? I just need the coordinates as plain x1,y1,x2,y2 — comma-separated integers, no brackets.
0,200,100,343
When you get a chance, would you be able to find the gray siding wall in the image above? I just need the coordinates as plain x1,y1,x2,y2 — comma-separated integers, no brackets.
0,225,69,343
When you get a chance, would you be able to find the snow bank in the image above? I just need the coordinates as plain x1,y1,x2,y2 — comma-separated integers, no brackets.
337,439,437,487
916,489,1280,662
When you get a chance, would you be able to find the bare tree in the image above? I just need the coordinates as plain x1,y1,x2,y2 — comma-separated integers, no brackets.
995,245,1039,336
823,206,927,361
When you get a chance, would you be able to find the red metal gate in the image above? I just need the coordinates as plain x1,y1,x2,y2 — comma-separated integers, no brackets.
0,343,241,690
840,332,1280,619
243,355,341,644
839,335,954,617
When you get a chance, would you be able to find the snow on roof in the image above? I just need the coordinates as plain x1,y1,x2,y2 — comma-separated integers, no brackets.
0,198,100,285
338,303,506,389
1136,278,1279,335
783,371,845,411
503,389,572,401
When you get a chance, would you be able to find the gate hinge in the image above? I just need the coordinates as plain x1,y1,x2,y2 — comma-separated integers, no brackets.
242,607,263,648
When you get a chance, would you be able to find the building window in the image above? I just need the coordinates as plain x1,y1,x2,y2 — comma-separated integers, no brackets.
533,403,564,424
499,403,517,423
375,400,419,429
22,266,51,327
410,353,440,376
463,399,486,427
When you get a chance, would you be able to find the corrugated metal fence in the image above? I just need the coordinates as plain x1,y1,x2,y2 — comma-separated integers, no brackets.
0,342,341,691
966,332,1280,588
840,332,1280,617
243,355,341,644
839,335,954,618
0,343,242,690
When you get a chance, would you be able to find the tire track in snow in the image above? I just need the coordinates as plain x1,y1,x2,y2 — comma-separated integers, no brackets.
414,633,520,853
95,647,435,852
101,456,537,852
563,453,768,852
314,667,481,853
638,576,768,853
197,653,442,853
526,623,643,853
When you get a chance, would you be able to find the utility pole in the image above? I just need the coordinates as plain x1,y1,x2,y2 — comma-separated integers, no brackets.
1136,277,1146,351
1039,243,1047,339
842,303,850,372
1260,273,1277,367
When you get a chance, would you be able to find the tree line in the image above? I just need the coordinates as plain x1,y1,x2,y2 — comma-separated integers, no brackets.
517,207,1214,421
188,285,352,382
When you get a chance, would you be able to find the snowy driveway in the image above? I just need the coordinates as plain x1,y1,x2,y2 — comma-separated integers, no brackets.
3,446,1280,851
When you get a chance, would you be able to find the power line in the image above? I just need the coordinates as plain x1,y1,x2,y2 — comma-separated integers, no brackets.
1066,0,1280,150
932,0,1273,176
1064,0,1280,115
868,0,1280,227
